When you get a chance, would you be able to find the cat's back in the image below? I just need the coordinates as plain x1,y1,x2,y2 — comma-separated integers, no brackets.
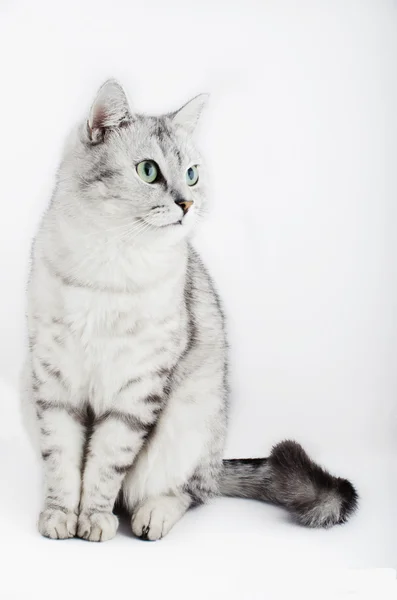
186,244,226,349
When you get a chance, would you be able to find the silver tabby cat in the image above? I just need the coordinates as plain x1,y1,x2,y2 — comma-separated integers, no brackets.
21,80,358,542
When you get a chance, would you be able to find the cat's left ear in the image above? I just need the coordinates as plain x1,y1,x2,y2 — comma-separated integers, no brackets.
170,94,209,135
87,79,132,143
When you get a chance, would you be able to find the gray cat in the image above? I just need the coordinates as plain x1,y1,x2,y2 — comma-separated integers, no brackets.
21,80,358,541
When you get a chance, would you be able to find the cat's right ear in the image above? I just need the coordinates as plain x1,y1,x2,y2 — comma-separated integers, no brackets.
87,79,132,144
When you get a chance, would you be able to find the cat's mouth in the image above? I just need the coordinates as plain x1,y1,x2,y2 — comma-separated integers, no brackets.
137,217,183,229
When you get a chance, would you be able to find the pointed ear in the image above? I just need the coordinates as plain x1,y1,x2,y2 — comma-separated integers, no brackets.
170,93,209,135
87,79,132,143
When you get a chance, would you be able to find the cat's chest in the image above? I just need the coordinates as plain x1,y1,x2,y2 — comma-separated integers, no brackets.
63,285,177,344
61,285,185,371
64,288,139,339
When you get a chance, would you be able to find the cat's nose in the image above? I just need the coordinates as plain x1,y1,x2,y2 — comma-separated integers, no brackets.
174,198,194,215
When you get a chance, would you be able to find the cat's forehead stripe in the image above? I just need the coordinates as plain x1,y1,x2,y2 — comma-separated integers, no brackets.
151,118,183,167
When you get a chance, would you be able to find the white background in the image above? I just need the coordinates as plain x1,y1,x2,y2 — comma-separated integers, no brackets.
0,0,396,597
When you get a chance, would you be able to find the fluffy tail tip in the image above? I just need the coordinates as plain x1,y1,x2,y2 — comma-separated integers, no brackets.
268,440,359,528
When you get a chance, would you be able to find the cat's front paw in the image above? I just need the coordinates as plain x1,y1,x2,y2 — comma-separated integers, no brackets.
77,511,118,542
38,508,77,539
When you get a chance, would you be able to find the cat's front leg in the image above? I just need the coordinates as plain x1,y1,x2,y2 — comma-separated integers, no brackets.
33,368,85,540
77,406,157,542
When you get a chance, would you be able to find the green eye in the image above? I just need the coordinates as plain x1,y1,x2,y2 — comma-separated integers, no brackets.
186,165,199,186
137,160,158,183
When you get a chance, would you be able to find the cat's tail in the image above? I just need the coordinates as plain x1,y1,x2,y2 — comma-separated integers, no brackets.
219,440,358,528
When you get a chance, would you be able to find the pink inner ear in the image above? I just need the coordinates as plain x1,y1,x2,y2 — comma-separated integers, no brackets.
91,105,107,131
88,80,131,143
88,108,107,144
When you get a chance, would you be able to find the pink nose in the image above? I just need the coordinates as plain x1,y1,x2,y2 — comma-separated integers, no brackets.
175,199,194,215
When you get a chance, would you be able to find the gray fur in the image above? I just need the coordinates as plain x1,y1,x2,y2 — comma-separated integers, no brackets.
21,80,358,543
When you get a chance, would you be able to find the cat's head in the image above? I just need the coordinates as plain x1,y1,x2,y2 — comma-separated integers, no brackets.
63,79,208,245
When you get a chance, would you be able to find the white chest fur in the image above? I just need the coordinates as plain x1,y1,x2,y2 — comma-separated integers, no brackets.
30,235,189,413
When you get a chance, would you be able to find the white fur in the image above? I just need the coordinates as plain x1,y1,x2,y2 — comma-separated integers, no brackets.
131,495,190,541
22,81,357,541
22,81,226,541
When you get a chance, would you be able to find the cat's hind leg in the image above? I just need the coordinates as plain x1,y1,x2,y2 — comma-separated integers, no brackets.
123,358,227,540
131,493,191,541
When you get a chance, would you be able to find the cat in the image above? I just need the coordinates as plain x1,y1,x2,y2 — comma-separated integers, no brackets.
20,80,358,542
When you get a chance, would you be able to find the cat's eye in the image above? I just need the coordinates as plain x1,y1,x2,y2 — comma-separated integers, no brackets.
186,165,199,187
137,160,158,184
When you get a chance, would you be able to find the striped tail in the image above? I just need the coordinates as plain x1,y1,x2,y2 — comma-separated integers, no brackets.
219,440,358,528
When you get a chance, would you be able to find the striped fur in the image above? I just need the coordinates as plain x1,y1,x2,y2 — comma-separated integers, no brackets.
21,80,358,542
